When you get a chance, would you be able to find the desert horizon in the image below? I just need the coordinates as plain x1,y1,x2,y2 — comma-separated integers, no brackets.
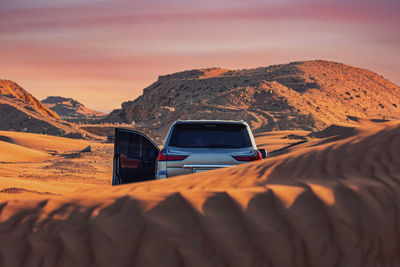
2,59,399,114
1,0,400,265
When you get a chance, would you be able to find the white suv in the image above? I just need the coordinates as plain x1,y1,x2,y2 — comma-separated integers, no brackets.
112,120,266,185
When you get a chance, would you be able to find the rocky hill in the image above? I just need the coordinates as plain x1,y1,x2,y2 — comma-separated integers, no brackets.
0,80,59,119
108,60,400,136
0,80,94,138
42,96,106,122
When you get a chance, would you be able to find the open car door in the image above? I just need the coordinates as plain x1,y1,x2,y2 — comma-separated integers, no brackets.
112,128,159,185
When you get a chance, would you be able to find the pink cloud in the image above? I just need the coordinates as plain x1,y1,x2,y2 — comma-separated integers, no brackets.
0,1,398,34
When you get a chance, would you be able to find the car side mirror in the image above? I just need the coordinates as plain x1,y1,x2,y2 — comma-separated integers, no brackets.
258,149,267,159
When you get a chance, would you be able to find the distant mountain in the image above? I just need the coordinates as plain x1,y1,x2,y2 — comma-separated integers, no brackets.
42,96,106,122
107,60,400,136
0,80,92,138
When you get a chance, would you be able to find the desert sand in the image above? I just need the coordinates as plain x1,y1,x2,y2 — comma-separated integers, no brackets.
0,120,399,266
0,131,112,199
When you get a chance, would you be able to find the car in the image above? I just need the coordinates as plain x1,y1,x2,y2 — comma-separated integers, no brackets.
112,120,267,185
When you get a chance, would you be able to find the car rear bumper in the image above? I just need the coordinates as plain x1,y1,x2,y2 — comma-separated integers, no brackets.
183,164,235,168
156,164,235,179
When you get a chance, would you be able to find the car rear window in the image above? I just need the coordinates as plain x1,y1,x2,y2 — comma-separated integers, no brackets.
168,123,252,148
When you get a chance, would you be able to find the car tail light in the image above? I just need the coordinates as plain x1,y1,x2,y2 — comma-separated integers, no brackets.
158,149,188,161
158,149,167,161
167,155,188,161
232,150,262,162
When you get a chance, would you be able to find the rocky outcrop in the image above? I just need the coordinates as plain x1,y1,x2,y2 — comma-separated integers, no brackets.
0,80,59,119
0,80,93,138
108,60,400,136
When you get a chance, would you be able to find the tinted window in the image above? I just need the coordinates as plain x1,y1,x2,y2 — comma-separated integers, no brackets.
169,124,252,148
118,130,158,160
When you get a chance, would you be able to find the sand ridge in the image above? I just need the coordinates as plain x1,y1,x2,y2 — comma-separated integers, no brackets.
0,121,399,266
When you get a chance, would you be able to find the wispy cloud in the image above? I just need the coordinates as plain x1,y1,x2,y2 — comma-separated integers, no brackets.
1,1,398,33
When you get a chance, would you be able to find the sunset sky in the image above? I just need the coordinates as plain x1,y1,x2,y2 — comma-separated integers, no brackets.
1,0,399,112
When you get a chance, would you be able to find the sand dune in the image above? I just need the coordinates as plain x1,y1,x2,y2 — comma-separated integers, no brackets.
254,130,310,155
0,131,111,200
0,121,399,266
0,130,89,162
0,131,88,153
0,140,49,162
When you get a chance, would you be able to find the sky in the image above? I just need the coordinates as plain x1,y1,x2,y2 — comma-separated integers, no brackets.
1,0,399,112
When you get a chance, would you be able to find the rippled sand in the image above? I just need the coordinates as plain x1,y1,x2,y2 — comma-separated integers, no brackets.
1,121,399,266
